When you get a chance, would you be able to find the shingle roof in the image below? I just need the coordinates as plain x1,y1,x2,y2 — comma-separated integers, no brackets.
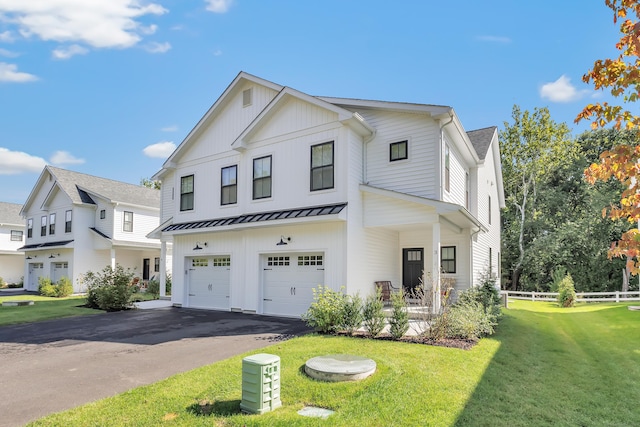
163,203,347,232
47,166,160,209
0,202,23,225
467,126,497,160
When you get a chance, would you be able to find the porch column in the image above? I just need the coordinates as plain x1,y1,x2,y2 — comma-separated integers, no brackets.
110,248,116,269
432,220,441,313
160,240,167,298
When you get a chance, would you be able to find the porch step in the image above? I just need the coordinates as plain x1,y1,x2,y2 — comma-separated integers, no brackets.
383,305,433,320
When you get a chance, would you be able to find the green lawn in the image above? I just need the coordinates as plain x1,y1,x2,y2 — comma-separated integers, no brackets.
28,300,640,426
0,295,101,326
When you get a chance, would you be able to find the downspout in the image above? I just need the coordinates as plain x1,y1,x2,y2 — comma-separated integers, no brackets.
362,129,377,184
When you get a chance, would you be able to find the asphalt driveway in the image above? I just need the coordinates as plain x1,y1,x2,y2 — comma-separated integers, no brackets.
0,307,309,427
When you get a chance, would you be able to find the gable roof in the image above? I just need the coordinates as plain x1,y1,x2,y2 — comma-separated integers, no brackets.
22,166,160,215
467,126,497,160
0,202,23,226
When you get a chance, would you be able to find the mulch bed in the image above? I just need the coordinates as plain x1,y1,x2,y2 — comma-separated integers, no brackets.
334,331,477,350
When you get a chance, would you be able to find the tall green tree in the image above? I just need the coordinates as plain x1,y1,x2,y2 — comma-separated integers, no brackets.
140,177,161,190
500,105,574,290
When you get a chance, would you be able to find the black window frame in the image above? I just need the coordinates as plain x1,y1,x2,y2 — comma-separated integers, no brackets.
441,246,456,274
488,195,492,225
253,155,272,200
154,257,160,273
40,216,46,237
180,175,194,211
100,209,106,219
27,218,33,239
221,165,238,205
65,210,72,233
49,213,55,235
123,211,133,232
310,141,334,191
10,230,23,241
390,140,408,162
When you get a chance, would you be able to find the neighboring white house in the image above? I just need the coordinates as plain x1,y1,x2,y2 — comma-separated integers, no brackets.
0,202,25,285
150,71,505,318
20,166,170,293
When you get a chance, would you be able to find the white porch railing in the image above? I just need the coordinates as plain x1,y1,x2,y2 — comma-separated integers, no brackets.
501,290,640,303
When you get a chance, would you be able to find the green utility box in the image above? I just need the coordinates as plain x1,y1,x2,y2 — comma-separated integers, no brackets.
240,353,282,415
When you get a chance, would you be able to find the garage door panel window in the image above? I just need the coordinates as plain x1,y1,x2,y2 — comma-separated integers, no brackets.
213,257,231,267
192,258,208,267
297,255,323,266
267,256,289,266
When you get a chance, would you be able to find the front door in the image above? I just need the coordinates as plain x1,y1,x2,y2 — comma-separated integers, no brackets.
143,258,150,281
402,248,424,293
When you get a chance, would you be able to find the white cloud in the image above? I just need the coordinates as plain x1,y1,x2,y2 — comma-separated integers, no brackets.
144,41,171,53
0,48,19,58
143,141,176,158
0,30,14,42
0,62,37,82
540,75,588,103
476,35,511,43
52,44,89,60
0,1,167,51
0,147,47,174
205,0,233,13
161,125,178,132
50,150,85,165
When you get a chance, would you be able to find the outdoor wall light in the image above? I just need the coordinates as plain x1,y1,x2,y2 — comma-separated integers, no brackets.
49,253,59,259
193,242,207,250
276,236,291,246
26,256,32,260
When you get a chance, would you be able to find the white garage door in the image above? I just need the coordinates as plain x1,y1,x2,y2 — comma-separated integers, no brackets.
51,262,69,283
263,253,325,318
187,256,230,310
28,263,44,291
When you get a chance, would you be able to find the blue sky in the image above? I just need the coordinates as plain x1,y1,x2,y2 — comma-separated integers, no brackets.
0,0,623,204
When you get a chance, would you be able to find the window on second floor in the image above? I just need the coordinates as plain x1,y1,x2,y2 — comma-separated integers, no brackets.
445,145,450,192
441,246,456,274
123,211,133,232
11,230,23,241
27,218,33,239
253,156,272,200
49,213,56,235
488,195,492,225
390,140,408,161
65,210,72,233
100,209,106,219
41,216,47,237
221,165,237,205
310,141,334,191
180,175,194,211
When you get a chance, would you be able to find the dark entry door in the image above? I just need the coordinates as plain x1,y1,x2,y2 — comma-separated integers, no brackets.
143,258,150,281
402,248,424,293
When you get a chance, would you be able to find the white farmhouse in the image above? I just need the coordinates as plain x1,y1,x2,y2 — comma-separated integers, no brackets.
20,166,167,293
151,72,505,318
0,202,25,285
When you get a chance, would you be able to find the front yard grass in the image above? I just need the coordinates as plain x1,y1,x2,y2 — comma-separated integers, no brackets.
0,295,101,326
28,300,640,426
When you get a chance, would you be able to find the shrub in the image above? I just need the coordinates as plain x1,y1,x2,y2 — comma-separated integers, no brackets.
388,290,409,339
550,267,567,292
0,276,5,288
339,293,363,335
55,277,74,297
166,272,172,295
38,277,56,297
557,273,576,308
362,288,386,337
146,279,160,298
302,285,345,334
442,300,496,340
83,265,136,311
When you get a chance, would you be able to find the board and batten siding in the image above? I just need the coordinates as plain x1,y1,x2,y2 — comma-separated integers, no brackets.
358,109,440,199
177,82,279,165
161,170,175,223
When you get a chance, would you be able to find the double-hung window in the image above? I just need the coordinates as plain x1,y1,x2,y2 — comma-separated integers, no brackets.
221,165,237,205
41,216,46,237
65,210,72,233
310,141,334,191
123,211,133,232
27,218,33,238
253,156,272,199
11,230,22,241
441,246,456,274
49,213,56,235
390,140,408,161
180,175,194,211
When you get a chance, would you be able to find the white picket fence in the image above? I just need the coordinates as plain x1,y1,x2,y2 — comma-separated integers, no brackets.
501,290,640,303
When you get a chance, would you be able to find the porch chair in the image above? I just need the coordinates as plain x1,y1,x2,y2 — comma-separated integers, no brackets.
375,281,400,306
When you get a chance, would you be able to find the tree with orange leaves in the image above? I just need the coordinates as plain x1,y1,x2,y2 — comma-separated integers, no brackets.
577,0,640,274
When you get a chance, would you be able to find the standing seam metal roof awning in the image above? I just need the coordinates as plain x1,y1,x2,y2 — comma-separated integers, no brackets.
19,240,74,250
162,203,347,232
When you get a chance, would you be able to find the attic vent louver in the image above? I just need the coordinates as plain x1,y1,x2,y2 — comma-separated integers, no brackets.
243,88,253,107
